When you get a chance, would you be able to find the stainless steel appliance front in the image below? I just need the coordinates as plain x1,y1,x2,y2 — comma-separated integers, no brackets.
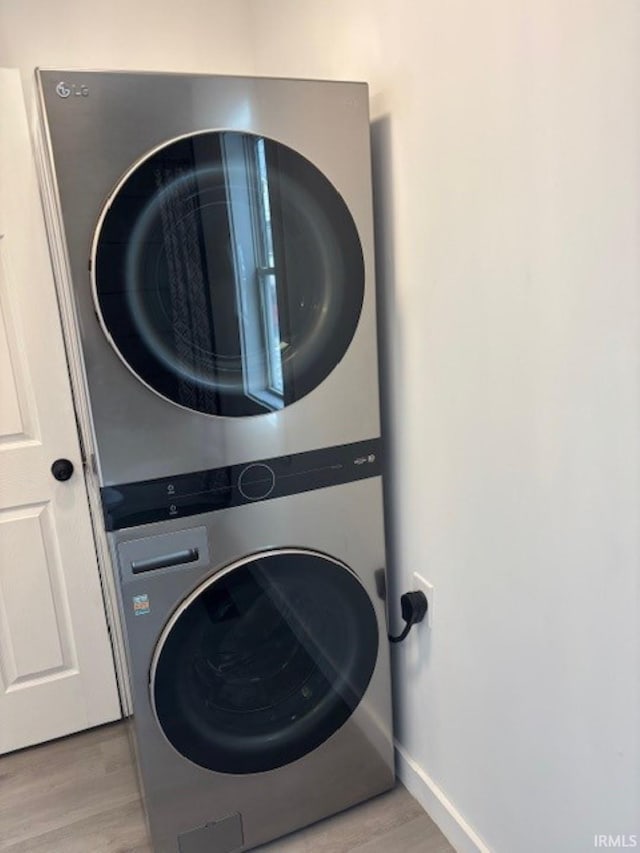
37,70,393,852
112,477,394,853
36,70,380,486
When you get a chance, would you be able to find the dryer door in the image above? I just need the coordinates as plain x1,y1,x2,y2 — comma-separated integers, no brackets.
93,132,364,417
151,549,378,774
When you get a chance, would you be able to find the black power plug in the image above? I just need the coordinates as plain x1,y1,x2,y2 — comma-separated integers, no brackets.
388,590,428,644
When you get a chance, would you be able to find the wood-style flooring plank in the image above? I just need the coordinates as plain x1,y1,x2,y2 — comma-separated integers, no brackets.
0,723,140,851
0,722,456,853
353,814,456,853
2,800,151,853
255,785,426,852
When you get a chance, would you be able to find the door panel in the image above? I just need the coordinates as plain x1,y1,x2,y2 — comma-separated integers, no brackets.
0,294,23,438
94,131,364,417
0,68,120,753
152,549,378,774
0,503,72,684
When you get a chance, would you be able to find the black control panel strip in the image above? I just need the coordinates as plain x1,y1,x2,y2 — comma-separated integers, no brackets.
101,438,383,531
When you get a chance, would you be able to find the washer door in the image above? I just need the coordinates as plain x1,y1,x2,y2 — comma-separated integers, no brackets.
93,132,364,417
151,550,378,774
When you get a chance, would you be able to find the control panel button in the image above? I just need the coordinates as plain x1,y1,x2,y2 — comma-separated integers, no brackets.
237,464,276,501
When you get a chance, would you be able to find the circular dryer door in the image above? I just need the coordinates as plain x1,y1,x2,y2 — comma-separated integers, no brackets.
151,550,378,774
93,132,364,417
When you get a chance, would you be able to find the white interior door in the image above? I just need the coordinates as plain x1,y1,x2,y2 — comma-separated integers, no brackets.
0,68,120,753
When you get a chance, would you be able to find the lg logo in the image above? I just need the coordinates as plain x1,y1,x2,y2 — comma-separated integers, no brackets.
56,81,89,99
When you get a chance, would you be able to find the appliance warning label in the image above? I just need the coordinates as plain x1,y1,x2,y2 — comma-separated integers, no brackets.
132,594,150,616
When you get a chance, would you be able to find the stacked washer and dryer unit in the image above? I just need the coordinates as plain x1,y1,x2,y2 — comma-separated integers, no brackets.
37,70,394,853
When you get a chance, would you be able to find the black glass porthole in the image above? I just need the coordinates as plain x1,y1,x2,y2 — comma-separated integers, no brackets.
151,551,378,774
94,132,365,416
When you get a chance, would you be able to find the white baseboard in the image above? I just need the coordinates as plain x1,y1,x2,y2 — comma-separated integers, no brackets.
395,744,492,853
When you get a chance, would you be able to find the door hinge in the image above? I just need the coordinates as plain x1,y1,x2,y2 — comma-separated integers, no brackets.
82,453,98,477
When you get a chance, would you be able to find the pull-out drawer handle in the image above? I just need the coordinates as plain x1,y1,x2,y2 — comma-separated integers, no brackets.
131,548,199,574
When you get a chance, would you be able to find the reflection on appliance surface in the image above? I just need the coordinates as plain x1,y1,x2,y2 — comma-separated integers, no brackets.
221,133,284,410
95,131,364,417
151,550,379,775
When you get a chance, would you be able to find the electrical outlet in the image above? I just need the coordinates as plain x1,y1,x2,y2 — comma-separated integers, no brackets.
413,572,434,628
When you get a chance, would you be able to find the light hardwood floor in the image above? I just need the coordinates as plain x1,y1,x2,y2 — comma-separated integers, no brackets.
0,723,455,852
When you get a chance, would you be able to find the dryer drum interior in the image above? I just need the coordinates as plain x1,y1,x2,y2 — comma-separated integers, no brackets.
93,131,365,417
151,550,379,774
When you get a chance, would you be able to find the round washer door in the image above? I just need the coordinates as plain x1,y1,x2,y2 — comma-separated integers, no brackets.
151,550,379,774
93,131,365,417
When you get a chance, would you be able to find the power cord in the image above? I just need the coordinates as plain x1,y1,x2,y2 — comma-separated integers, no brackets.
388,591,428,643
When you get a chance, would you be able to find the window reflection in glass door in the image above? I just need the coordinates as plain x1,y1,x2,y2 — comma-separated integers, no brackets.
94,131,364,417
221,134,284,411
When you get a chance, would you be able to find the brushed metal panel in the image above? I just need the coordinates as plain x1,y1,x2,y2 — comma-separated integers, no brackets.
36,70,393,853
36,70,381,486
178,814,243,853
110,478,394,853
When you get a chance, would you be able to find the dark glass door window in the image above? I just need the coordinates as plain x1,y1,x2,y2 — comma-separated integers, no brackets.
151,551,378,774
94,132,364,416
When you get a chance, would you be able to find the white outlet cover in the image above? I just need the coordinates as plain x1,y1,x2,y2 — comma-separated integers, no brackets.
413,572,434,628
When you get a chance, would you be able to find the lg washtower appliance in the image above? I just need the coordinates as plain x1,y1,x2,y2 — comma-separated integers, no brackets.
36,70,394,853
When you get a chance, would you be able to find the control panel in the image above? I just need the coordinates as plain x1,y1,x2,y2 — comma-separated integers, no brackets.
102,438,382,531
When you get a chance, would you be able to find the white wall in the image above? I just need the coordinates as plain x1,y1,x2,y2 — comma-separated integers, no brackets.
250,3,640,851
0,0,254,93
